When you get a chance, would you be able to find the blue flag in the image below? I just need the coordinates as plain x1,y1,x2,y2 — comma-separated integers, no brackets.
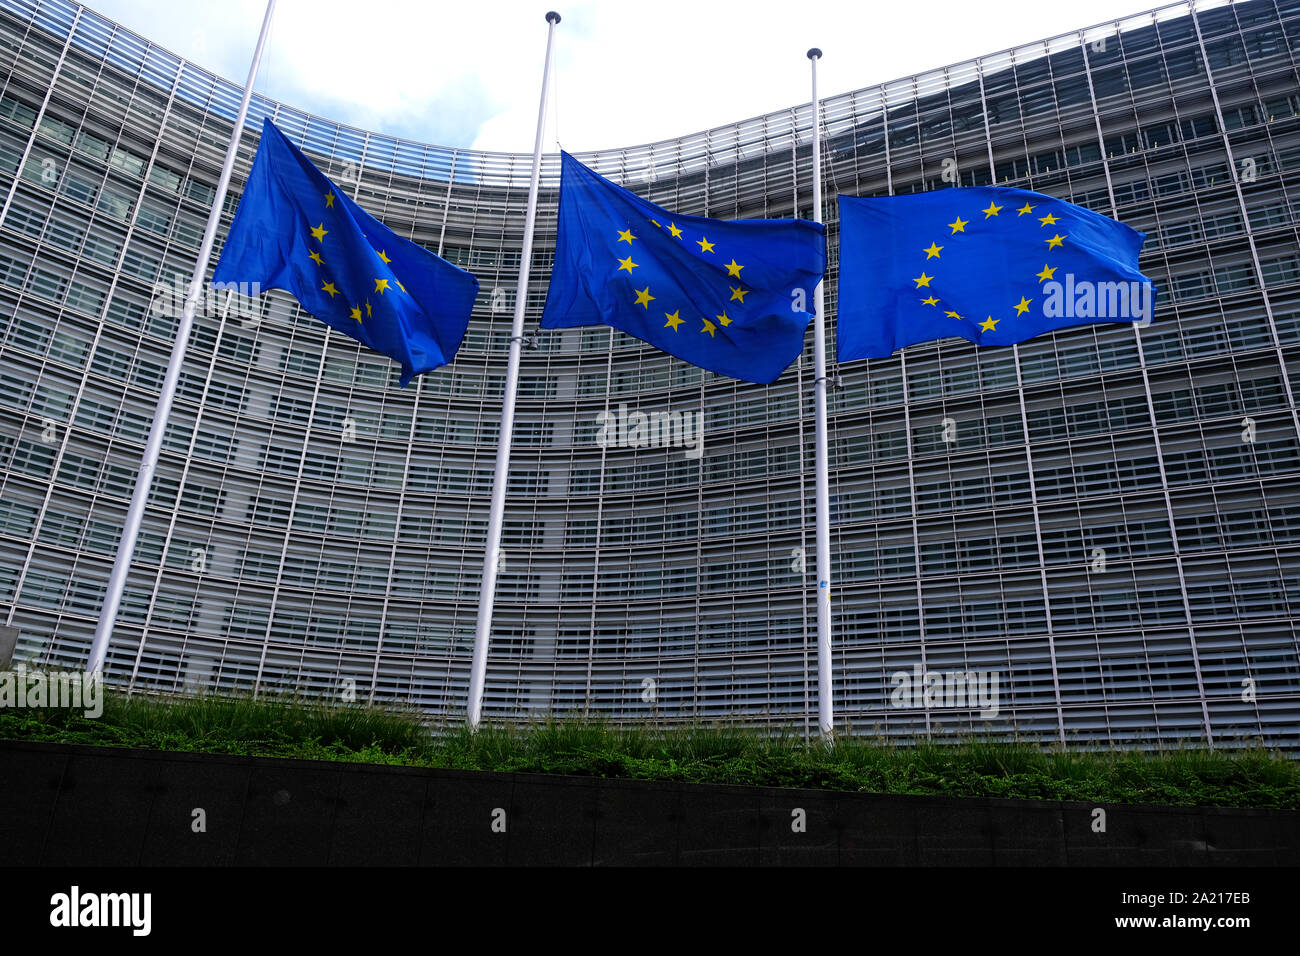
540,152,826,385
213,118,479,386
836,187,1154,361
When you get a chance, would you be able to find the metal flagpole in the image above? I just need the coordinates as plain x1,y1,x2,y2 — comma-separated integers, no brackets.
467,11,561,728
807,48,834,740
87,0,277,676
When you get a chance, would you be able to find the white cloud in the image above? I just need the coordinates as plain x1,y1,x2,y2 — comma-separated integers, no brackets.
86,0,1164,152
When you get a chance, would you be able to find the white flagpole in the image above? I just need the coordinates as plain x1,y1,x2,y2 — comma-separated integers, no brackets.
87,0,277,676
467,11,561,728
808,48,834,740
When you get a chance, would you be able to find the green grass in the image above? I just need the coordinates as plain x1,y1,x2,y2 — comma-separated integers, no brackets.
2,691,1297,809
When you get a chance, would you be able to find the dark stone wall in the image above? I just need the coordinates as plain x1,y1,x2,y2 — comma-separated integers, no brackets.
1,741,1295,866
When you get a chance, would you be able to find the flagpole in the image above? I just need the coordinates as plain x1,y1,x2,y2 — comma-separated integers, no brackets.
467,11,561,728
86,0,277,676
807,48,834,741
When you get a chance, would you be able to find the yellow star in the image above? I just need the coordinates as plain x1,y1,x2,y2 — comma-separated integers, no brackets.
1046,233,1066,249
617,228,636,244
1036,265,1057,283
982,201,1003,218
324,191,335,208
944,311,963,320
1039,212,1060,227
667,222,683,239
980,316,999,332
310,223,328,242
395,278,406,294
650,219,660,228
1014,296,1032,316
321,281,339,298
375,278,391,294
923,242,943,259
725,259,744,277
701,317,717,337
1016,203,1035,216
378,249,392,264
664,310,683,331
365,300,373,318
617,256,638,273
349,305,362,323
308,250,324,266
913,272,933,288
697,236,715,253
716,311,732,327
730,285,748,303
921,296,940,306
949,216,968,234
634,286,655,308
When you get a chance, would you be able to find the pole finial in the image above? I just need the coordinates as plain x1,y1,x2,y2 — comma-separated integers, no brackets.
546,11,561,23
807,47,822,60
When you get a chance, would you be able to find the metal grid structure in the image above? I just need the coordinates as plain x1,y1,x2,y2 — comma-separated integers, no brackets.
0,0,1297,747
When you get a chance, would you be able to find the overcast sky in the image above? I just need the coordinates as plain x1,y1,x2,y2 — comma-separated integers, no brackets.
84,0,1167,153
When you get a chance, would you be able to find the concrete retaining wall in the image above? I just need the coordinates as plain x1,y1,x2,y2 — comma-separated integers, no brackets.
1,740,1295,865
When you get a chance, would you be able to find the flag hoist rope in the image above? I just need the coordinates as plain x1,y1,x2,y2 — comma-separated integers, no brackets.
467,12,561,727
88,0,278,676
808,48,834,741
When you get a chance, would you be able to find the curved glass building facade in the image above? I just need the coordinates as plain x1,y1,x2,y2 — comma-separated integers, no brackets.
1,0,1298,747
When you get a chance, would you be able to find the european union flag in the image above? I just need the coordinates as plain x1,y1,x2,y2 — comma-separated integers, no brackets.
212,118,479,386
541,152,826,385
836,187,1155,361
